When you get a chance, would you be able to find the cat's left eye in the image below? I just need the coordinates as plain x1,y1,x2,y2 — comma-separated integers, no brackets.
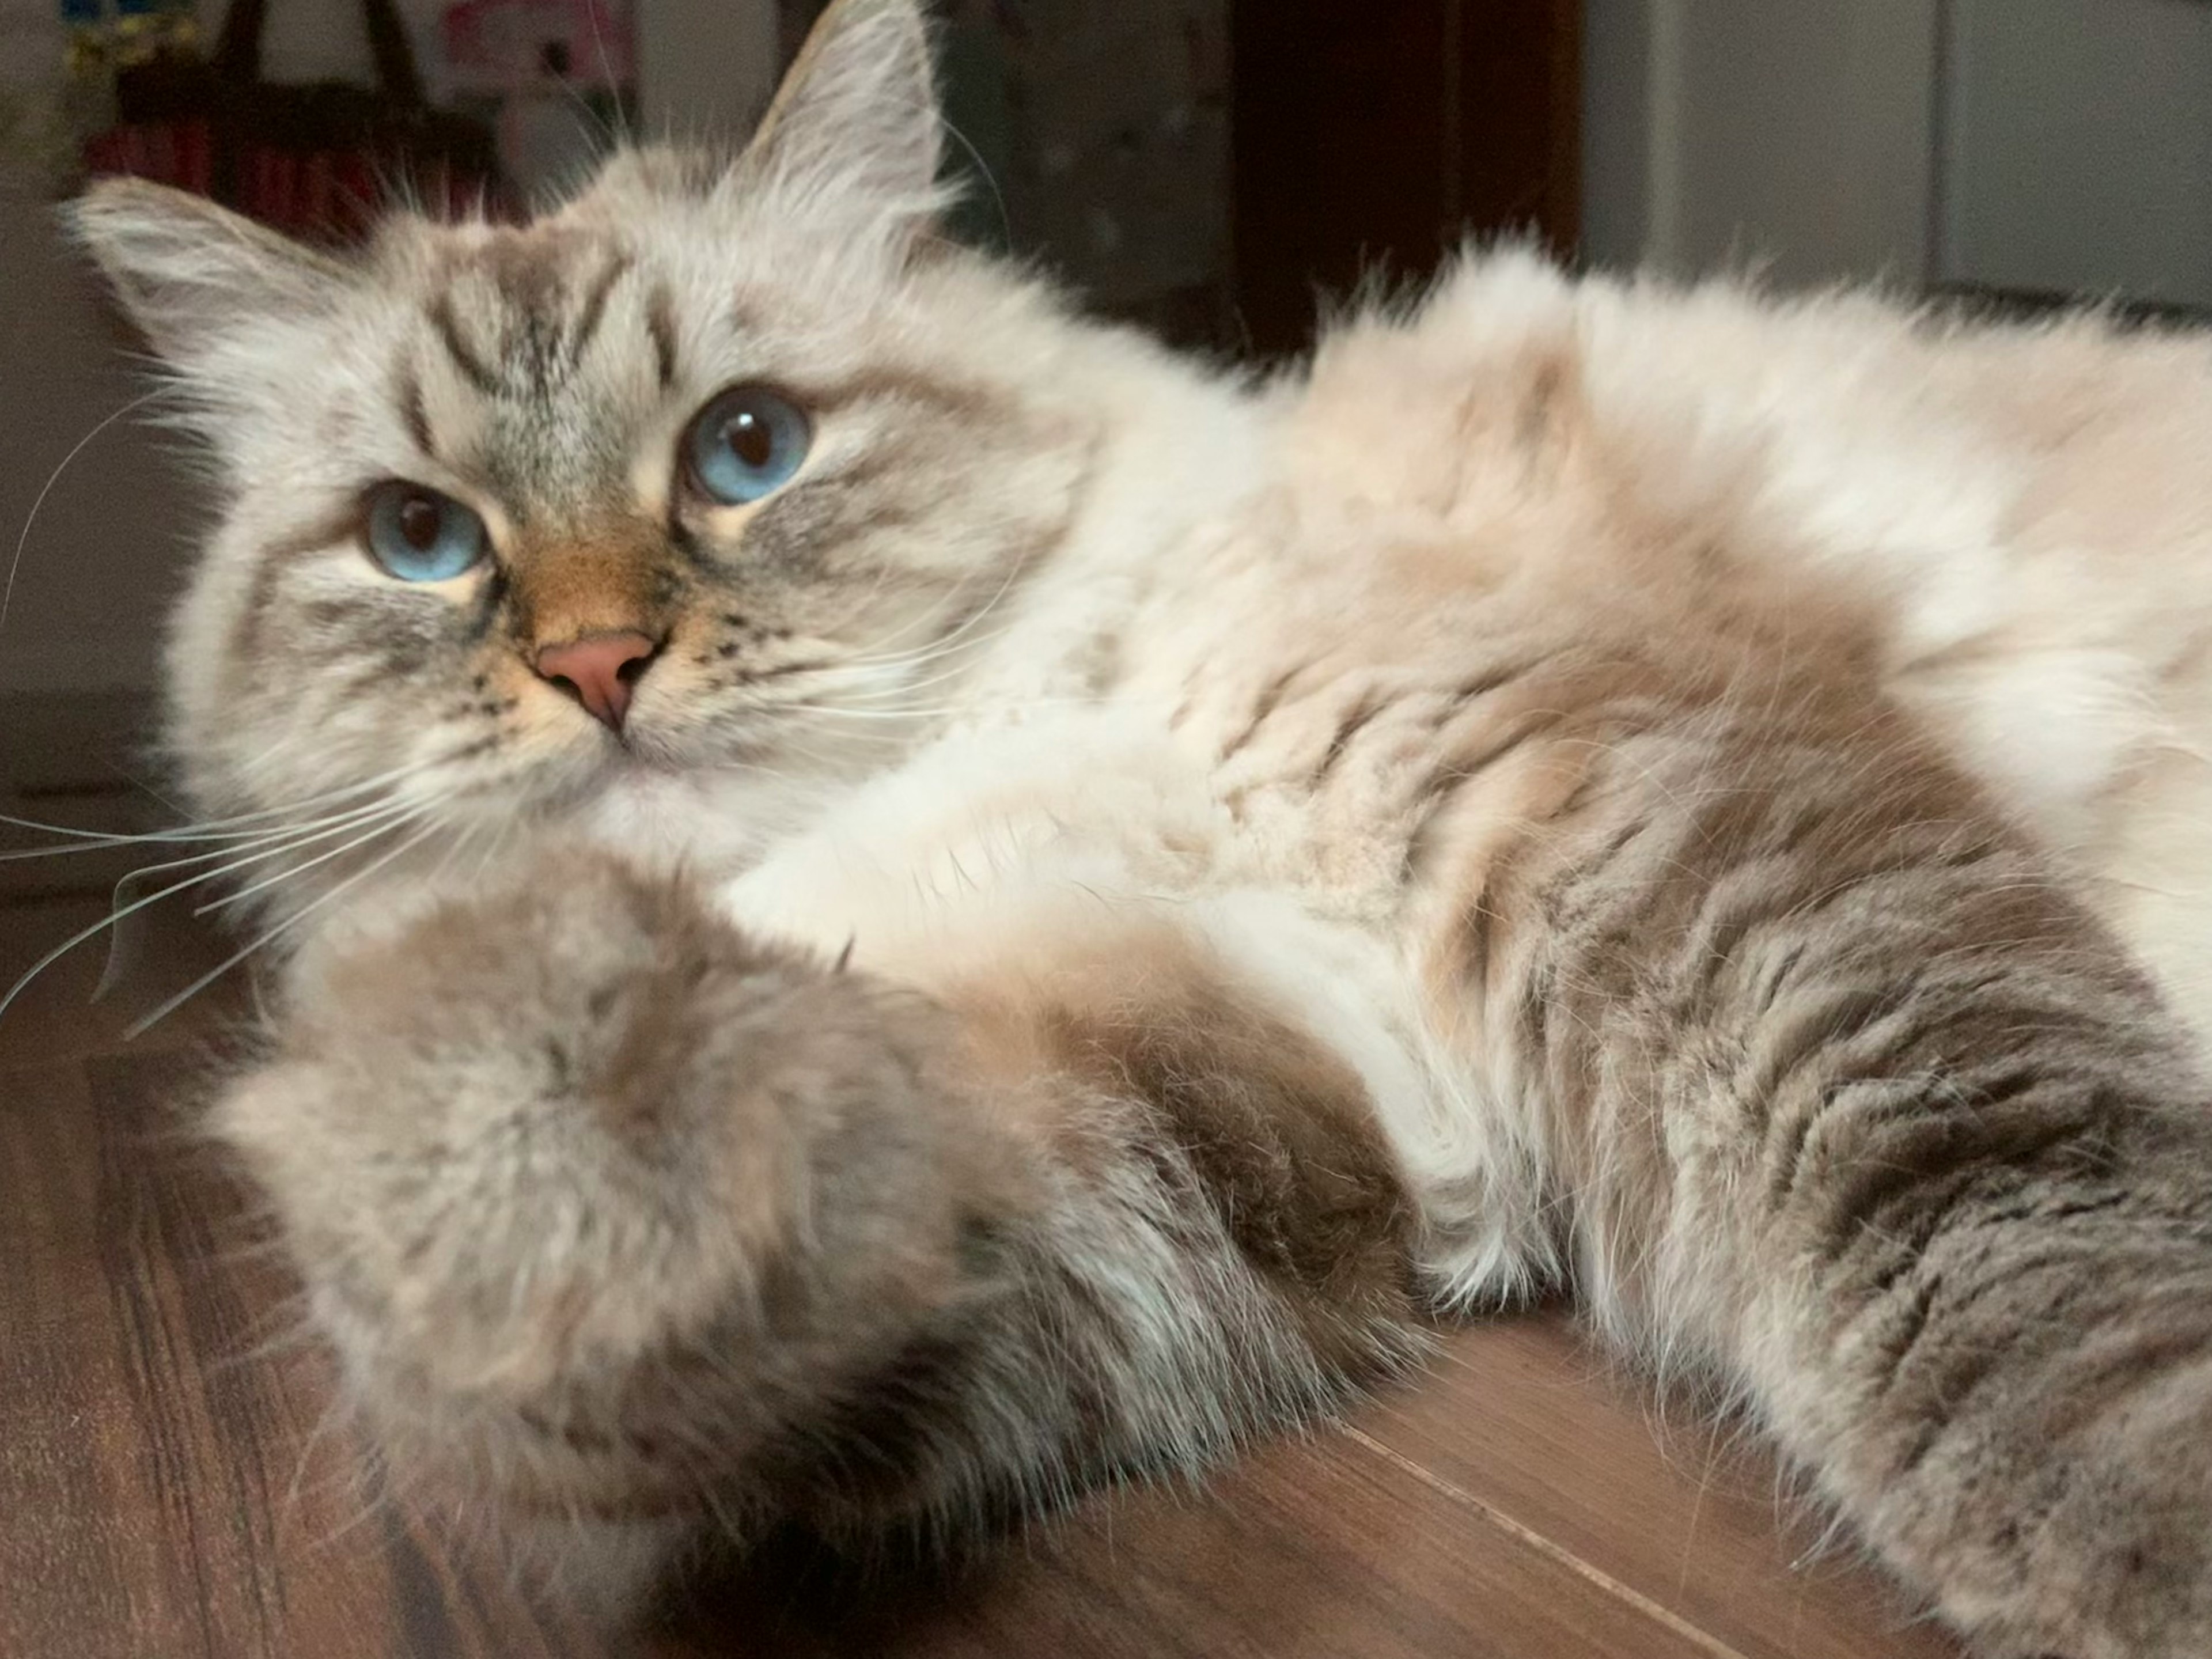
362,482,488,583
681,384,812,506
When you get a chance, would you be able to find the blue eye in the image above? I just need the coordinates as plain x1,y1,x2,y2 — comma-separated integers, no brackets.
683,384,811,505
363,483,487,582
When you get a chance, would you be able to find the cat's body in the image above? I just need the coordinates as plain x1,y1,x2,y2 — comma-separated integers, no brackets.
63,2,2212,1653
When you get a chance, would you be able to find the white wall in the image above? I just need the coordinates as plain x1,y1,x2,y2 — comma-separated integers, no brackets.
1673,0,1937,286
1584,0,2212,310
637,0,779,142
1940,0,2212,309
1582,0,1938,286
1580,0,1657,272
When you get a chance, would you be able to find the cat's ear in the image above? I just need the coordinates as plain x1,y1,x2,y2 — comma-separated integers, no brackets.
741,0,944,236
69,177,355,368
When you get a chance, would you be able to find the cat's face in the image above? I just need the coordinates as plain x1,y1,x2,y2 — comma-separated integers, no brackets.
73,0,1092,853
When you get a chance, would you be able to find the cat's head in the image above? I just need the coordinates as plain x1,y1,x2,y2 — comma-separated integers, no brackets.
70,0,1097,870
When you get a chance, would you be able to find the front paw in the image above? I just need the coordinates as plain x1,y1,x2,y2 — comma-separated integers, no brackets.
219,852,994,1565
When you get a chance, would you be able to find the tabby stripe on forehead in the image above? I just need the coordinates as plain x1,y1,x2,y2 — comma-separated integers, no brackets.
566,253,635,374
428,294,503,396
647,286,679,390
397,365,435,457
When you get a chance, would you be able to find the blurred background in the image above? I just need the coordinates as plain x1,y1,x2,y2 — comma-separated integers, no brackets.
3,0,2210,871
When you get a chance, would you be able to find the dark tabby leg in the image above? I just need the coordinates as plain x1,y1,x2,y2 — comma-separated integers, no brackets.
217,853,1423,1607
1504,688,2212,1658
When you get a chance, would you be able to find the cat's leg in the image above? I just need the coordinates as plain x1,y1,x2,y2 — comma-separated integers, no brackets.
216,849,1430,1608
1460,699,2212,1657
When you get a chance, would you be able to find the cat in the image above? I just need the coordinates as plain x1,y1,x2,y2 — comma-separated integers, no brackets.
62,0,2212,1652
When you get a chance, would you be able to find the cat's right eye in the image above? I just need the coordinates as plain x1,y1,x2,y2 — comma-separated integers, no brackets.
362,482,488,583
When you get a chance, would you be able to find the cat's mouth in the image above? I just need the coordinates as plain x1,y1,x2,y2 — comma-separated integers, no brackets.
602,717,780,779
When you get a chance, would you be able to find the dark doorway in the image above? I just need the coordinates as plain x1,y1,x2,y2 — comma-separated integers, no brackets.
1231,0,1582,355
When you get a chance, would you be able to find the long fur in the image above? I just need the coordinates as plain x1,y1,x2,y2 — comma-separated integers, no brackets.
65,1,2212,1651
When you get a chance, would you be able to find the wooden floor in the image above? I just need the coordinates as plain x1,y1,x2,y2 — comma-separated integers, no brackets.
0,889,1965,1659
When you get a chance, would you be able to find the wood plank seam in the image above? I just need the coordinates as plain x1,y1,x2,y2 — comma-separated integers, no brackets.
1339,1424,1752,1659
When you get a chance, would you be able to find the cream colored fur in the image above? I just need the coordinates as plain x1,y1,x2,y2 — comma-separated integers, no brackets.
60,1,2212,1651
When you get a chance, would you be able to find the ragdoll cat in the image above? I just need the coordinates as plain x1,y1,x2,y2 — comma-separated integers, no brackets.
62,0,2212,1652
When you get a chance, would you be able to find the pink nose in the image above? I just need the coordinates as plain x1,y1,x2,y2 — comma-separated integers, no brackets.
534,630,658,730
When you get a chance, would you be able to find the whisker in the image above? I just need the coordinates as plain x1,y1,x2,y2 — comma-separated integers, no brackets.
581,0,634,149
0,757,446,851
933,107,1014,255
1,791,423,865
824,626,1024,702
280,1388,358,1536
860,641,1022,702
789,546,906,642
843,553,1029,671
801,692,1175,724
0,800,421,1026
3,388,171,637
832,575,1003,669
195,806,431,916
88,797,429,995
422,815,482,890
126,817,445,1040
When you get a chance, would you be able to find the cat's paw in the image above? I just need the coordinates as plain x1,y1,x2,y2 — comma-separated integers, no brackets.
218,851,1006,1572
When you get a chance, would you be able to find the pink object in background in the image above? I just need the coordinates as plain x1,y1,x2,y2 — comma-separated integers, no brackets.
442,0,633,199
442,0,634,94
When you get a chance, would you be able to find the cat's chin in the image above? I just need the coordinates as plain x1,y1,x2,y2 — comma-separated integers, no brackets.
593,713,797,781
471,723,752,813
550,755,849,883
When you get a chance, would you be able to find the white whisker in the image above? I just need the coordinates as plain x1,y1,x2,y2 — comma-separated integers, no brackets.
0,798,421,1026
581,0,634,149
3,388,170,637
196,804,433,915
127,818,446,1040
844,552,1029,671
0,757,446,851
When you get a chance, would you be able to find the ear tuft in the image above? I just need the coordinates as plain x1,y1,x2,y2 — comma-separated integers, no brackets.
741,0,944,235
67,177,355,366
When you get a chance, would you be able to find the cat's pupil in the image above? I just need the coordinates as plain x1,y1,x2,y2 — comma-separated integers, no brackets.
397,495,443,552
724,414,774,470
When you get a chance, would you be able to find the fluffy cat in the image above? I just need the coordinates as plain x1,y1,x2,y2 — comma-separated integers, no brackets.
63,0,2212,1651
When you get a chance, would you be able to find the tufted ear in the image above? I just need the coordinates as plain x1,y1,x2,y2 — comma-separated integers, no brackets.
67,177,355,370
741,0,945,236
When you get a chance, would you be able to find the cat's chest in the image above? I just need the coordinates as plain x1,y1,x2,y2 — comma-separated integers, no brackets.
1111,551,1562,915
705,706,1237,976
710,518,1584,969
570,768,844,880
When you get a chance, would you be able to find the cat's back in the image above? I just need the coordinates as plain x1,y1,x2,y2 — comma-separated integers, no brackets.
732,255,2212,1047
1141,252,2212,1044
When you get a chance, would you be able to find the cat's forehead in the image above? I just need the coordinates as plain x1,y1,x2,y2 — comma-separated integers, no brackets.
392,221,673,510
413,224,645,403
